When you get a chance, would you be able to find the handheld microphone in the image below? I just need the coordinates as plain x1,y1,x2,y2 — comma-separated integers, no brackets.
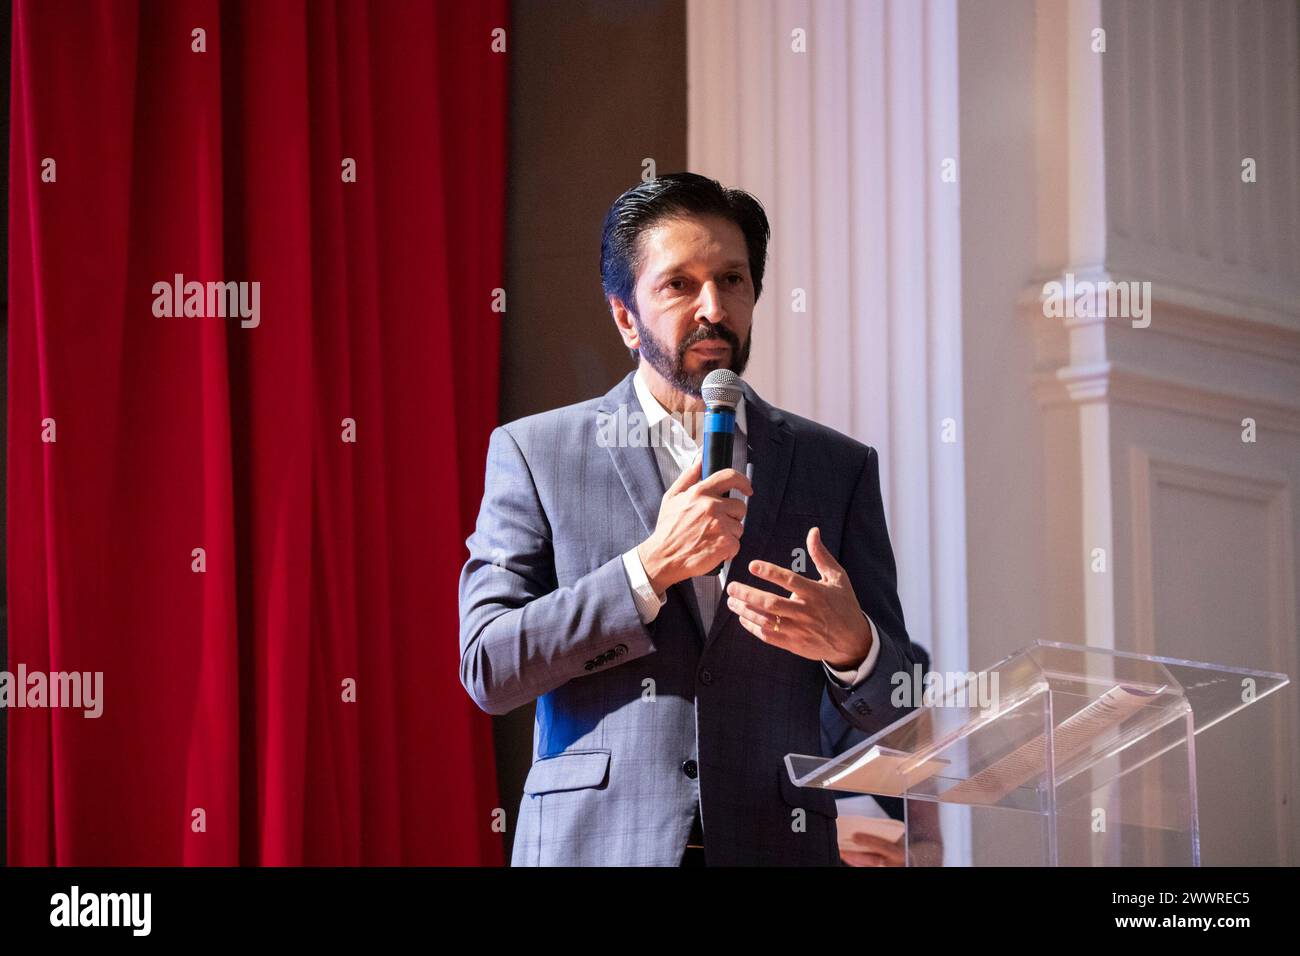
701,369,743,576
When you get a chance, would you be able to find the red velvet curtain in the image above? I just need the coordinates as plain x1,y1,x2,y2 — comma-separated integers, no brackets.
7,0,505,865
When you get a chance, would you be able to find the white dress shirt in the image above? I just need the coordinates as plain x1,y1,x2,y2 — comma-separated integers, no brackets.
620,366,879,687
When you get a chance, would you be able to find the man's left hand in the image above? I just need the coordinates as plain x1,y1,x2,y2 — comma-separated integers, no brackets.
840,832,906,867
725,526,872,669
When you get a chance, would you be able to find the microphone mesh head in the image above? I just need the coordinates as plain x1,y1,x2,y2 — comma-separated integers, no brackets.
701,369,743,408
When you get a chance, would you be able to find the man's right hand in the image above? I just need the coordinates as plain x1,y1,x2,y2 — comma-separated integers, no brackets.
636,452,753,595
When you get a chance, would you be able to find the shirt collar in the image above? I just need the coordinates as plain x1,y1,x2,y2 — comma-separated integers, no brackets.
632,365,748,442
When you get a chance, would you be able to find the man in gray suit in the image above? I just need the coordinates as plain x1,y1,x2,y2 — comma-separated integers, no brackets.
459,173,919,866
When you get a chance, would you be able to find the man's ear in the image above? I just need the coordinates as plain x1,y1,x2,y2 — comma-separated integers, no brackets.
609,295,639,350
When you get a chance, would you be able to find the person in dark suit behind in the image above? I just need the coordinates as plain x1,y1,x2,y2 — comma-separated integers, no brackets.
459,172,922,865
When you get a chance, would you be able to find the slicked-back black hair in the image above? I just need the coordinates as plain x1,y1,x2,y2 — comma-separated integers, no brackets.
600,172,770,360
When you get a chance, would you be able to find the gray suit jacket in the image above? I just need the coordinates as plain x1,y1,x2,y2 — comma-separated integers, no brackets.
458,370,917,865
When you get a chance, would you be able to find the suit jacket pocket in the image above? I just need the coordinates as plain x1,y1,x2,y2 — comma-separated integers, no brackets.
778,765,837,819
523,749,612,796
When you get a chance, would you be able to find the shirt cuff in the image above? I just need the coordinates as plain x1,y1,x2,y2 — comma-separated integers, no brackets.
622,547,666,624
824,612,881,688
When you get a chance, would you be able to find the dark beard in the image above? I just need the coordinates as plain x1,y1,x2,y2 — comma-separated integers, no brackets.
632,316,751,398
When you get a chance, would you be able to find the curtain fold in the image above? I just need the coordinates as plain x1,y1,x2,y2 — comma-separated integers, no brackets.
7,0,506,865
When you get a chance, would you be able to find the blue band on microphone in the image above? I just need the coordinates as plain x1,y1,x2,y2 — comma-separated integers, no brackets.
704,409,735,433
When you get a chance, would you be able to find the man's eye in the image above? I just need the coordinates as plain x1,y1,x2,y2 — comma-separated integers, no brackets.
667,279,686,291
726,274,743,285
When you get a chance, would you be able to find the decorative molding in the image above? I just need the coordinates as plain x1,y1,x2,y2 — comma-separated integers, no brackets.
1029,362,1300,436
1021,270,1300,359
1017,0,1299,863
1127,446,1294,658
1127,445,1296,862
1021,268,1300,431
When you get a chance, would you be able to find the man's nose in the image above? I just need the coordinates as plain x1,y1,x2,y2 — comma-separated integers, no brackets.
697,281,727,324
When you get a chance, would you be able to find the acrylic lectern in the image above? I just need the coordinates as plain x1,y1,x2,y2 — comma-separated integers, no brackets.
787,641,1290,866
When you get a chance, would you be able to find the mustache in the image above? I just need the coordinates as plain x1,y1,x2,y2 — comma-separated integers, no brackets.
679,327,740,353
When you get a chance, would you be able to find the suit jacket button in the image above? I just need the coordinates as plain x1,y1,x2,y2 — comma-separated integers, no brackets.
699,668,713,685
682,759,698,779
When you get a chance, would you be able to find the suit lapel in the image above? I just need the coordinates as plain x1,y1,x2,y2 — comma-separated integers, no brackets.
598,372,664,536
598,372,708,642
704,382,794,652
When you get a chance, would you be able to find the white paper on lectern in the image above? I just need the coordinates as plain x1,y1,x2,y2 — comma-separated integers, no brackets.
824,745,949,796
942,684,1162,806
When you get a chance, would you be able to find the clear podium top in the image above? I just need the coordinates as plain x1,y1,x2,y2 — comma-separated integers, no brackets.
787,641,1289,808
